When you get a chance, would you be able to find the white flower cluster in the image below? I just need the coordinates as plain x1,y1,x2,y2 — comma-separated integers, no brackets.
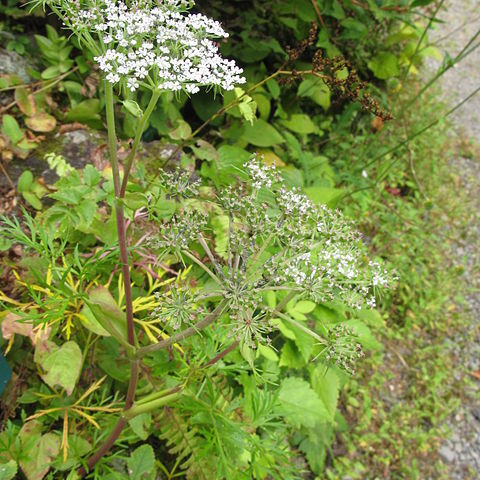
238,159,393,310
245,155,278,190
65,0,245,92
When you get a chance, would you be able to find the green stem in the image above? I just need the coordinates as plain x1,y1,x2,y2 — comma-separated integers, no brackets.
125,392,183,419
135,385,183,406
80,82,140,477
400,0,446,84
403,27,480,111
182,249,223,286
136,299,228,357
120,89,161,197
275,311,327,345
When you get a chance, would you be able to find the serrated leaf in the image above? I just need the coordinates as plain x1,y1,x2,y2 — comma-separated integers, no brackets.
279,341,306,369
311,366,340,421
276,377,329,427
127,444,155,480
368,52,399,80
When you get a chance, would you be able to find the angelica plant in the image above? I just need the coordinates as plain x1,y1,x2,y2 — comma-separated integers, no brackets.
145,156,393,355
30,0,245,475
22,1,394,476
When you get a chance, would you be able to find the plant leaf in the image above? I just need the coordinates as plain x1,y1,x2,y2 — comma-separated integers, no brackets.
241,118,284,147
25,113,56,133
127,444,155,480
36,341,82,395
276,377,330,427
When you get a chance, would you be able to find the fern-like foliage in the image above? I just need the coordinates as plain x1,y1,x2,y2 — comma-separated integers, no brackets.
158,407,214,479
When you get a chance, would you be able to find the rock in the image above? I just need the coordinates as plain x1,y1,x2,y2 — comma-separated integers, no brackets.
471,407,480,422
439,445,456,464
1,128,180,189
0,48,34,83
2,129,106,188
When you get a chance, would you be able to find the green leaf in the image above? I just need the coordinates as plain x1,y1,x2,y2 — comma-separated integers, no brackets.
304,186,344,208
279,341,305,368
66,99,101,123
258,344,279,362
411,0,436,6
190,139,218,162
17,170,34,193
83,165,101,186
128,414,152,441
52,435,91,471
127,445,155,480
192,91,223,122
169,120,191,140
41,65,61,80
294,300,316,314
79,304,110,336
279,114,318,135
36,341,82,395
266,79,280,99
311,366,340,421
340,18,367,39
122,100,143,118
123,192,148,211
241,119,284,147
276,377,329,427
368,52,400,80
0,460,18,480
19,422,60,480
22,192,43,210
298,77,331,111
211,215,229,258
344,319,383,351
2,114,23,145
86,286,128,345
238,98,258,124
272,318,296,340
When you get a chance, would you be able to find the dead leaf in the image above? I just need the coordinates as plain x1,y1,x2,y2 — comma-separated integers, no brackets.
80,73,99,98
1,312,50,348
25,113,57,133
471,370,480,380
371,116,383,132
57,122,84,134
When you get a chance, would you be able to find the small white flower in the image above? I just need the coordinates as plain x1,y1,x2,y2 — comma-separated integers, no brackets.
60,0,245,92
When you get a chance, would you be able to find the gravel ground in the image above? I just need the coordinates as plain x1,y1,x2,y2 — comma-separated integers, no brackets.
425,1,480,478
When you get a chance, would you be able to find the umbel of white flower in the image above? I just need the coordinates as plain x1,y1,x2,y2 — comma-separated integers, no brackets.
53,0,245,92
